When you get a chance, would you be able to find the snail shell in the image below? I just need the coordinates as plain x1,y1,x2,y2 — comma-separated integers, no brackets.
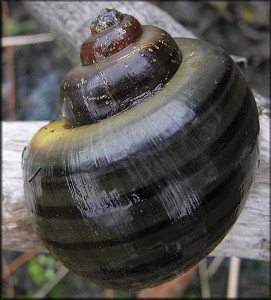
22,8,259,291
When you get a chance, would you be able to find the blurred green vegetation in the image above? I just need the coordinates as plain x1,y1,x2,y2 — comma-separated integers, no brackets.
240,4,256,23
3,19,35,36
26,254,63,298
27,254,57,286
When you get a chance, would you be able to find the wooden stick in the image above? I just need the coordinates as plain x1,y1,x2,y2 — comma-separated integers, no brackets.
227,256,241,298
2,0,16,120
33,266,69,298
2,92,270,260
22,1,197,65
2,33,54,47
207,257,225,279
199,259,211,298
2,1,270,261
2,252,36,280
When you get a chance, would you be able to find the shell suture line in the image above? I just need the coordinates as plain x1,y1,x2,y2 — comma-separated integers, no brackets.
94,62,116,107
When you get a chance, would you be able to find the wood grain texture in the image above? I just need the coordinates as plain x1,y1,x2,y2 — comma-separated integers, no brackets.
2,94,269,260
23,1,196,65
2,1,269,261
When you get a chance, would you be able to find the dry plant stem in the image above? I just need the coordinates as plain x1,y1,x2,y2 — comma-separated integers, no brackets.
2,252,36,280
2,33,54,47
2,253,15,298
198,259,211,298
4,46,15,120
2,0,16,120
2,94,270,260
207,256,225,279
2,2,270,261
227,256,241,298
33,266,69,298
23,1,197,66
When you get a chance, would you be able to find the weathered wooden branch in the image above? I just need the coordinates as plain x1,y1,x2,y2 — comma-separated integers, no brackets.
2,96,270,260
22,1,196,66
2,1,270,261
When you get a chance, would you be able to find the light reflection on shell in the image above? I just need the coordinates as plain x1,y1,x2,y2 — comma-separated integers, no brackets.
22,36,259,291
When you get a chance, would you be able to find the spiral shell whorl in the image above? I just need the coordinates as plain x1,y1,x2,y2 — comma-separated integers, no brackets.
60,8,182,126
81,8,143,65
22,9,260,292
90,8,123,34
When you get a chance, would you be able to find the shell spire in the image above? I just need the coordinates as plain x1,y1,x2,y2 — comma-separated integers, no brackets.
60,8,182,125
80,8,143,65
22,9,259,292
90,8,123,33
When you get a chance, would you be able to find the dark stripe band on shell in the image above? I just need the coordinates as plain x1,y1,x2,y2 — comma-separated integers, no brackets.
22,8,259,291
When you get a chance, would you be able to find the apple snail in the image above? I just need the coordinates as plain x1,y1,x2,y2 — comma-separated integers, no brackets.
22,8,259,291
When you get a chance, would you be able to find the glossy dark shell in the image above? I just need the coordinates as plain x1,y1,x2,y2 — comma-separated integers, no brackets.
80,11,143,65
22,38,259,291
60,25,181,125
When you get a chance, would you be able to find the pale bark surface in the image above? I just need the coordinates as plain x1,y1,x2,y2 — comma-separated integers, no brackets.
2,1,270,261
3,100,269,260
22,1,196,65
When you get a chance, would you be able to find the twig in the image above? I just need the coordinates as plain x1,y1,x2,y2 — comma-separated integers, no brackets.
33,265,69,298
2,0,16,120
198,259,211,298
227,256,241,298
2,33,54,47
2,253,15,298
2,252,36,280
207,256,225,279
